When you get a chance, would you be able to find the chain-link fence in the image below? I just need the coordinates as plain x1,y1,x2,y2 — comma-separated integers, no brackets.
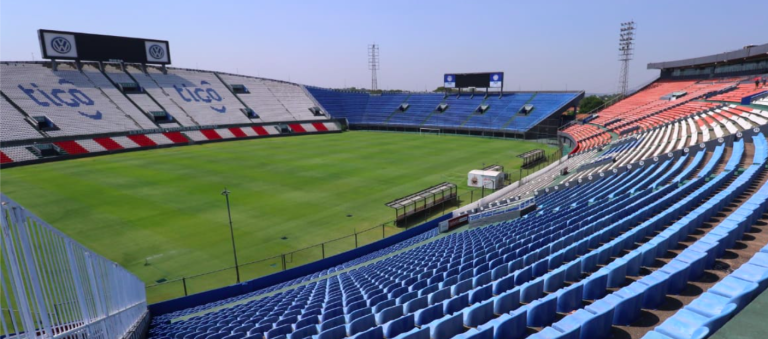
145,147,563,303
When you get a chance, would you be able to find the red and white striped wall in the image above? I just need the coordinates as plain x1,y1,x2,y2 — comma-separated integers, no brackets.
0,122,341,165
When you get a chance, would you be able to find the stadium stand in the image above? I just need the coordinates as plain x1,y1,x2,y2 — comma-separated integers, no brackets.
143,130,768,339
4,41,768,339
755,94,768,106
0,94,44,141
0,62,338,166
141,67,252,125
562,79,745,153
306,88,582,138
1,62,155,136
708,80,768,102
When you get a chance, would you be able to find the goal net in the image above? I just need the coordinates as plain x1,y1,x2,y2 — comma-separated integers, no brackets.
419,128,441,136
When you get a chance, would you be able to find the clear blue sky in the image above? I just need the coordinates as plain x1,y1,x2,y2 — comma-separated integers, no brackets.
2,0,767,93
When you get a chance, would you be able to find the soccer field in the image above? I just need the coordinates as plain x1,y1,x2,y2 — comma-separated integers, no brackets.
1,131,553,302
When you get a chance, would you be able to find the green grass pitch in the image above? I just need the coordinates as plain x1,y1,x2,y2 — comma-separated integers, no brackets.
1,131,552,302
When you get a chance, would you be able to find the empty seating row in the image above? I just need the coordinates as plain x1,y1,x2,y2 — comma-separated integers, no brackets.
148,143,720,339
305,88,580,133
0,62,331,144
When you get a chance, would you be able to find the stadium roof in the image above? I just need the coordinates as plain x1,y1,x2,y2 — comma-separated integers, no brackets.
647,43,768,70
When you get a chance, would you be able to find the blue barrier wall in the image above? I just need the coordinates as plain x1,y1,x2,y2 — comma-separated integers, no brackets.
149,214,452,316
741,90,768,105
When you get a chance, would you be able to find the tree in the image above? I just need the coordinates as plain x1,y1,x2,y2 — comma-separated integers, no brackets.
578,95,605,114
433,86,459,93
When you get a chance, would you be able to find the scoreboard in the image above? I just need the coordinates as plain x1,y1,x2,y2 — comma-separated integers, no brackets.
38,29,171,64
444,72,503,88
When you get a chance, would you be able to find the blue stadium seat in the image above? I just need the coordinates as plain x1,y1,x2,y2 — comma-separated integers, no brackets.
404,296,428,314
443,293,470,315
350,326,382,339
526,294,558,327
348,307,373,323
469,285,493,304
381,314,414,339
555,283,583,314
414,304,443,326
391,327,429,339
462,300,494,328
454,327,493,339
288,325,317,339
346,314,376,337
653,309,712,339
375,304,403,325
316,325,346,339
429,313,466,339
492,288,520,315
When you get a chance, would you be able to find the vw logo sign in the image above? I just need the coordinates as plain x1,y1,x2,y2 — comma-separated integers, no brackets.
588,176,593,180
600,172,605,177
493,74,499,81
613,168,618,173
754,127,760,133
684,148,689,153
737,132,743,138
149,44,165,60
718,137,724,143
653,156,659,162
700,143,706,149
446,75,453,81
668,152,673,158
51,37,71,54
578,178,583,183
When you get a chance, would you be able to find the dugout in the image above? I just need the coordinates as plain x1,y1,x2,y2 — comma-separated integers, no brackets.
386,182,458,226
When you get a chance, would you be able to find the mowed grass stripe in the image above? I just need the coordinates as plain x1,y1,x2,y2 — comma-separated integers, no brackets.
1,131,550,301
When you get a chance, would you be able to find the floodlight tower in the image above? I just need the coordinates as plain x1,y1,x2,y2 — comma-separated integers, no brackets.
618,21,636,97
368,44,380,91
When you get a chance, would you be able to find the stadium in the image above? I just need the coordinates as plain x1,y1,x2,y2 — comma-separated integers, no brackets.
2,4,768,339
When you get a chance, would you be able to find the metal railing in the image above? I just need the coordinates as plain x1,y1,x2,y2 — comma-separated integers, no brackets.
1,193,146,339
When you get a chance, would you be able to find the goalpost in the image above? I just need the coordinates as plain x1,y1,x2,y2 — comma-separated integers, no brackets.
419,128,441,136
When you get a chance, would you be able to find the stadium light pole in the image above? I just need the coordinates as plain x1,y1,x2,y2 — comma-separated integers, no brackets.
221,188,240,283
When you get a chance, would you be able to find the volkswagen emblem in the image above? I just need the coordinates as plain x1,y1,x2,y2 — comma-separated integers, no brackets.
447,75,453,81
493,74,499,81
51,37,71,54
149,44,165,60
